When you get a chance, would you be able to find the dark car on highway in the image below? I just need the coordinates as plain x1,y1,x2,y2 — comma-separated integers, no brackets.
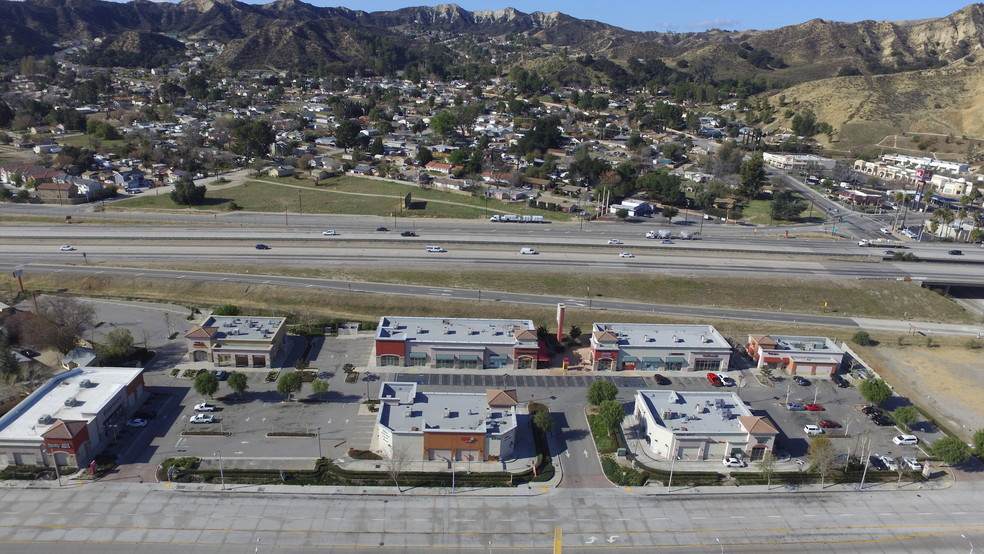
255,244,270,250
400,231,417,237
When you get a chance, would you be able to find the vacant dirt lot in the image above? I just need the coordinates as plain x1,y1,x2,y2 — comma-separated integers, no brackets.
860,341,984,441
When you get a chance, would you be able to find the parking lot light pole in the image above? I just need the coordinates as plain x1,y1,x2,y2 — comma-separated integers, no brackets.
317,427,322,459
214,451,225,490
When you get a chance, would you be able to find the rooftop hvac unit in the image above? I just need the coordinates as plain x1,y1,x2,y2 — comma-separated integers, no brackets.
79,379,91,388
37,414,52,425
64,397,76,407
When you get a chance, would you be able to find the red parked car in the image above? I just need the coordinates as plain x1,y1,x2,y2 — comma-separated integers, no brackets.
706,372,724,387
804,403,825,411
817,419,841,428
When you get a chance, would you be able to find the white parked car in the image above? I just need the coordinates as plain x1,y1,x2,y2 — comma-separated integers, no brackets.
722,457,746,468
892,434,919,446
322,230,337,236
716,373,734,386
804,424,824,436
879,455,898,471
900,457,922,471
194,403,216,412
618,252,634,258
189,414,215,424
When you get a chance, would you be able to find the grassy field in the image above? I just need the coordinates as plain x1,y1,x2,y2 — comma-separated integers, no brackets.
28,261,972,325
112,175,575,221
57,134,126,149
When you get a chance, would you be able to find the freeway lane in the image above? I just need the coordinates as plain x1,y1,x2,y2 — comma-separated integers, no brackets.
0,261,861,328
1,484,983,552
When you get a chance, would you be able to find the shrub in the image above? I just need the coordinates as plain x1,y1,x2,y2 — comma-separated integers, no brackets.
851,331,871,346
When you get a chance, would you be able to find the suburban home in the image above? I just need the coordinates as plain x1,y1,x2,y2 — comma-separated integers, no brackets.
745,334,846,377
267,166,294,178
36,181,84,204
185,316,287,368
374,382,519,462
632,389,778,462
589,324,732,372
0,367,147,470
113,169,145,188
372,316,545,370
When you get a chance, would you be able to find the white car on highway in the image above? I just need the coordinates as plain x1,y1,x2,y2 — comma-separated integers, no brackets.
322,230,338,236
618,252,634,258
607,239,623,245
60,245,75,251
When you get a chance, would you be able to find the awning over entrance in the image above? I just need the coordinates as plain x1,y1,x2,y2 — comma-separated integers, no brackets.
458,355,480,361
435,354,455,361
642,357,662,363
762,356,782,364
621,356,639,363
408,352,427,359
666,356,686,363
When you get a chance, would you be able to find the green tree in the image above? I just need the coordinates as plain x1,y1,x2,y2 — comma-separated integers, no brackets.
369,136,384,156
277,371,303,401
0,336,20,382
533,409,554,434
851,331,871,346
932,436,971,465
972,428,984,456
615,208,629,220
770,188,807,221
891,406,919,430
860,378,892,405
98,328,134,364
194,371,219,399
737,153,766,199
429,111,457,139
334,119,362,152
416,147,433,165
587,380,618,406
568,325,583,342
756,451,777,489
170,175,206,205
661,206,679,223
227,372,248,398
229,119,275,159
311,378,330,401
597,400,625,432
807,434,837,488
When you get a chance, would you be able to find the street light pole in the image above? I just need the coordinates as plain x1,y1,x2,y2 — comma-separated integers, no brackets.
214,450,225,490
317,427,322,459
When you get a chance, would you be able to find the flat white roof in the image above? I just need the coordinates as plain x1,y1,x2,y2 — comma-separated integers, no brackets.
377,382,516,435
0,367,143,442
202,316,285,341
593,323,729,349
376,316,535,345
636,390,752,436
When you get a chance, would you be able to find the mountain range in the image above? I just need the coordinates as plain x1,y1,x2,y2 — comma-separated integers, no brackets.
3,1,984,144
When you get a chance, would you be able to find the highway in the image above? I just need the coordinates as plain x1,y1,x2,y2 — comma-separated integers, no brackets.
1,482,983,552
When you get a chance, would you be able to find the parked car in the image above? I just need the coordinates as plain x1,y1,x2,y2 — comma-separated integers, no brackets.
322,230,338,236
879,455,898,471
831,375,849,388
215,370,229,381
901,457,923,471
804,424,824,436
716,373,734,386
892,434,919,446
817,420,841,428
654,374,671,386
722,457,746,468
868,455,887,470
786,402,805,411
189,414,215,424
706,372,724,387
126,418,148,428
254,244,270,250
618,252,634,258
871,414,893,426
194,403,216,412
59,245,75,251
861,406,882,416
793,376,810,386
804,403,825,411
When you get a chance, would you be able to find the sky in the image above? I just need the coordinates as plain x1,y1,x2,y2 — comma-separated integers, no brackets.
309,1,977,33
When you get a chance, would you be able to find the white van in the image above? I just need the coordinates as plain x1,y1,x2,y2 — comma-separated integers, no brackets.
520,247,538,255
892,434,919,445
804,424,824,436
425,246,445,253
